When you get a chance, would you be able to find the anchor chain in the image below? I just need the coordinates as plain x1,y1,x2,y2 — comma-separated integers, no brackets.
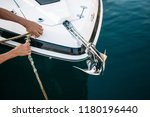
25,34,48,100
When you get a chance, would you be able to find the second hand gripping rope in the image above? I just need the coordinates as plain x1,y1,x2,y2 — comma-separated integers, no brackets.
0,33,48,100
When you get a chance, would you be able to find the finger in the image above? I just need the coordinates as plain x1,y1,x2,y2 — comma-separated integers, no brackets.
25,41,30,44
31,35,36,39
33,32,41,38
38,24,43,28
29,30,43,38
24,42,30,46
27,46,31,50
38,31,43,35
28,52,31,55
37,28,43,35
38,27,43,32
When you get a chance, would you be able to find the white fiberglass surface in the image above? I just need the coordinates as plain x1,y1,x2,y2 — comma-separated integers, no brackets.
0,0,100,48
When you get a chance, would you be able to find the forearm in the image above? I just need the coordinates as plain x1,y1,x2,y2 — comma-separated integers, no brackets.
0,49,17,64
0,8,28,27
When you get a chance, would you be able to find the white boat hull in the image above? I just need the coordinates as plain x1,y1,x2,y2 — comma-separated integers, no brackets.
0,0,103,62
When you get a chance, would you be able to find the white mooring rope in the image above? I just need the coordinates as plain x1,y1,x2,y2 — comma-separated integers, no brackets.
25,34,48,100
0,34,48,100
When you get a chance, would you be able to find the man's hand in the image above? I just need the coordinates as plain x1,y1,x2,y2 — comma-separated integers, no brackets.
24,20,43,38
0,8,43,38
12,42,31,56
0,42,31,64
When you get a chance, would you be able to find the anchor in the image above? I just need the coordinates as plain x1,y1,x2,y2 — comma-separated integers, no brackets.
63,20,107,75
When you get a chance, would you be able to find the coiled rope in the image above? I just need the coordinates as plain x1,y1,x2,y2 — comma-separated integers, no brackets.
0,33,48,100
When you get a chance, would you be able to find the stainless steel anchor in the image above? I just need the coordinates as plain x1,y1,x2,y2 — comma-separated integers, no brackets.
63,20,107,75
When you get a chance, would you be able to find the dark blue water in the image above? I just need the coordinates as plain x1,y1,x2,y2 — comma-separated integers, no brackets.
0,0,150,100
88,0,150,99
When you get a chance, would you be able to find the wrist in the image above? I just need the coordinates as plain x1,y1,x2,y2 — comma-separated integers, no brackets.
17,17,30,28
9,48,19,58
